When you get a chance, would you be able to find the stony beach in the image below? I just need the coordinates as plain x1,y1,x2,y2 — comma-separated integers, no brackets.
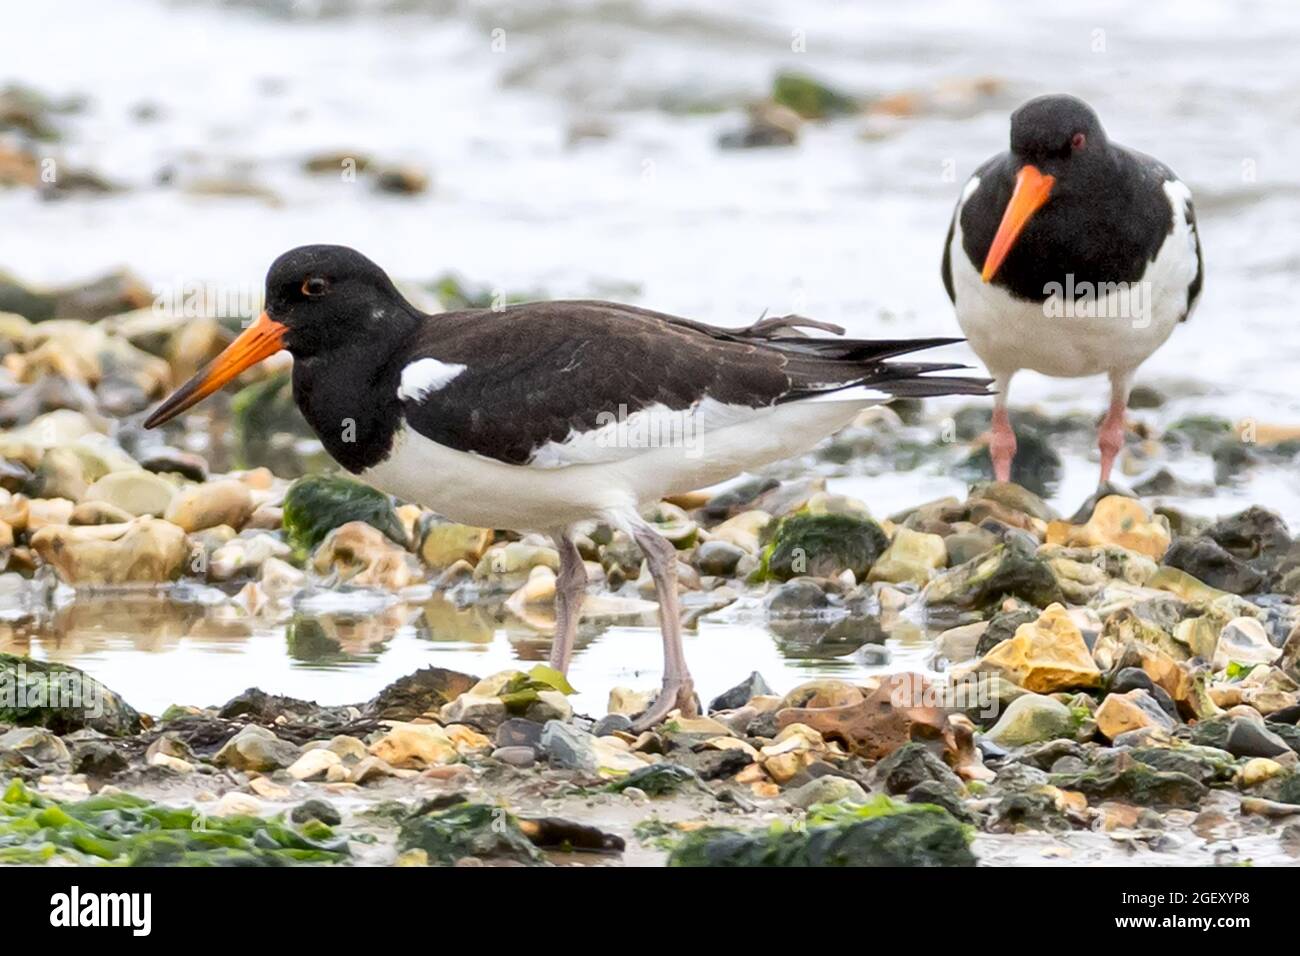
5,0,1300,871
3,280,1300,865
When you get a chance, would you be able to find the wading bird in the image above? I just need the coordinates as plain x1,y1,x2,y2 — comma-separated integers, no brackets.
942,93,1203,485
147,245,987,727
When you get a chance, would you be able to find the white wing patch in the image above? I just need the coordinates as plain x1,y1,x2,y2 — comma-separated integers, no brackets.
398,358,467,401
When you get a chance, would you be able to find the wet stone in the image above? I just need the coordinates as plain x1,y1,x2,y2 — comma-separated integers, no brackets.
492,746,536,768
708,671,774,713
873,742,963,796
291,798,342,827
591,714,632,738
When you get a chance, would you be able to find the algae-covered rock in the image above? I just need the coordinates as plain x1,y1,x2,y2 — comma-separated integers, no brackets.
922,544,1063,610
985,693,1076,747
0,653,142,736
771,72,858,119
760,512,888,581
668,798,975,867
398,800,543,866
1051,756,1208,808
283,474,406,555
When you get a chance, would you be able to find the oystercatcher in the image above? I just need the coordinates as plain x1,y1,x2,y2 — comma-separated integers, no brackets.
942,94,1204,485
146,245,988,728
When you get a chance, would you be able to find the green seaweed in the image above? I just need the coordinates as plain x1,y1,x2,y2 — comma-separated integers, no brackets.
0,779,349,866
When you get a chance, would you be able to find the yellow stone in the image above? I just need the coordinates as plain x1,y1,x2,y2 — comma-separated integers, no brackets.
367,722,458,769
421,523,494,569
1237,757,1285,788
1045,495,1170,561
979,602,1102,692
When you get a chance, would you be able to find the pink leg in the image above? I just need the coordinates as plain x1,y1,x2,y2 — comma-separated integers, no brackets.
1097,394,1127,485
990,404,1017,483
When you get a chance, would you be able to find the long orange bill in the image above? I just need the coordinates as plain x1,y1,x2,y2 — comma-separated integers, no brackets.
981,164,1055,283
143,311,286,428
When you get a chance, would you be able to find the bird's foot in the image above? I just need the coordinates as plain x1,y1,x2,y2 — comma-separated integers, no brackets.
630,678,698,733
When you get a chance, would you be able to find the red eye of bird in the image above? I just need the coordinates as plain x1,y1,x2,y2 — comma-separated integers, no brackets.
1071,132,1087,151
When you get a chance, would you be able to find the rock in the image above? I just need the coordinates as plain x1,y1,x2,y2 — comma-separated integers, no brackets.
771,71,857,119
420,522,493,569
539,720,642,774
1095,689,1176,742
282,474,405,554
291,798,341,826
364,667,479,722
967,481,1057,523
906,780,977,823
784,775,869,808
1130,745,1236,785
1164,536,1265,595
373,165,431,195
1052,755,1208,808
1110,668,1178,718
495,718,545,749
1238,757,1286,788
977,603,1102,692
608,687,654,717
163,478,254,533
474,542,560,580
69,500,134,525
71,739,129,776
708,510,770,553
694,539,745,576
0,726,69,765
30,517,189,585
439,693,508,731
760,512,888,581
985,693,1076,747
932,622,987,667
709,672,774,712
138,446,208,482
776,673,947,760
313,521,419,589
0,653,142,735
1045,495,1171,560
1207,506,1291,564
492,746,536,768
287,748,343,781
1221,718,1292,759
367,722,458,769
868,528,947,585
399,800,542,865
591,714,632,737
780,679,864,710
873,742,963,795
922,544,1063,611
962,426,1062,497
81,470,177,518
942,529,999,566
1213,617,1279,671
764,578,831,615
668,802,976,867
213,725,300,772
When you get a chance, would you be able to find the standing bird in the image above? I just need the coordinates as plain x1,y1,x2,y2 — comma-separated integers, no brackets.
942,94,1203,485
146,245,987,728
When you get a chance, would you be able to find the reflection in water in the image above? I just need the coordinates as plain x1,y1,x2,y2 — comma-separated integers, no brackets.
1,586,943,715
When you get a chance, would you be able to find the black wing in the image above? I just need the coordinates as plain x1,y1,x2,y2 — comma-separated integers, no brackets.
391,301,986,467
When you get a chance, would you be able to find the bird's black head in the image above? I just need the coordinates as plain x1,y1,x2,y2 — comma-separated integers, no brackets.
144,244,413,429
980,94,1111,282
264,244,410,358
1009,94,1107,169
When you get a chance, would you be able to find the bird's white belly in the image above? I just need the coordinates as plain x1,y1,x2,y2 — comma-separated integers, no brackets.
359,400,867,532
949,180,1197,380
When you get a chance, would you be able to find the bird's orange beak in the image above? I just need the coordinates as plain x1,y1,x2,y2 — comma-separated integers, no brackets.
981,164,1055,283
144,311,287,428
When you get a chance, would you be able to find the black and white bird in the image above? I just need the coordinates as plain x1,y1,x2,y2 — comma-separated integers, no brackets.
146,245,988,728
942,93,1204,485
